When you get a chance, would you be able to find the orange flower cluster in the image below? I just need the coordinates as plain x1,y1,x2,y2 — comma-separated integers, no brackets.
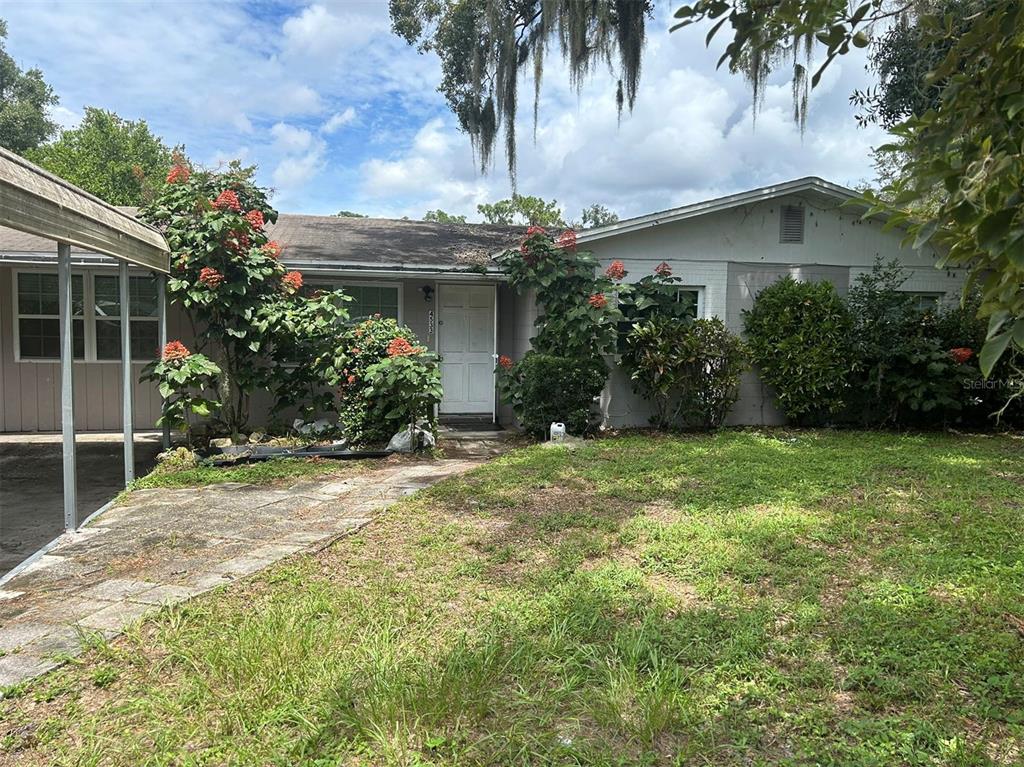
654,261,672,277
244,209,265,230
262,241,283,259
526,225,547,237
199,267,224,288
950,347,974,365
556,229,577,251
498,354,513,370
387,337,417,357
213,189,242,212
605,260,626,280
282,271,304,291
166,164,190,184
589,293,608,309
161,340,190,361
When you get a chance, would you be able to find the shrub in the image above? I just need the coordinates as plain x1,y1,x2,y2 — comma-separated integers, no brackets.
845,261,966,426
623,318,746,430
333,316,441,445
497,352,608,437
140,341,221,444
676,318,747,429
743,276,852,425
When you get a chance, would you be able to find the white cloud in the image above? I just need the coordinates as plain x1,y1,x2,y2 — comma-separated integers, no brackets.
280,4,386,64
49,105,81,131
270,122,315,153
321,107,356,134
3,2,889,217
269,122,328,203
353,14,887,222
273,150,325,193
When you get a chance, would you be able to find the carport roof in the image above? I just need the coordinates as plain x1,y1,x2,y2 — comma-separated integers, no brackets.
0,147,169,272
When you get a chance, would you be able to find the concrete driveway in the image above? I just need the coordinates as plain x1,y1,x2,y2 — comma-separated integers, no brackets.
0,434,163,577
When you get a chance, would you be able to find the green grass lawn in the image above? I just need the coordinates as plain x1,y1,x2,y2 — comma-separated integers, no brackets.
125,455,364,493
3,431,1024,765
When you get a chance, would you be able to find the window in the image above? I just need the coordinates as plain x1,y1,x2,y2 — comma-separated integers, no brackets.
904,292,942,313
93,275,159,360
780,204,805,244
14,270,158,362
300,281,402,322
346,284,400,320
16,273,85,360
677,287,704,319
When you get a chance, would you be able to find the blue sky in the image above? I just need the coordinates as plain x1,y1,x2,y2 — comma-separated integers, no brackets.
3,1,887,222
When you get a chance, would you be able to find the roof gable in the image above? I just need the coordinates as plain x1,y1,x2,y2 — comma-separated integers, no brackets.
578,177,862,244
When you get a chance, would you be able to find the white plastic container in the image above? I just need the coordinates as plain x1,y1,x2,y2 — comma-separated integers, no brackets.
549,422,567,442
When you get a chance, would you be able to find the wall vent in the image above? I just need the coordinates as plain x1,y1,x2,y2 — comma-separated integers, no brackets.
780,204,805,244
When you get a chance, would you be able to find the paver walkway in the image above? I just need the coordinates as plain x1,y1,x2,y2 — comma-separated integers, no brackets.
0,453,491,690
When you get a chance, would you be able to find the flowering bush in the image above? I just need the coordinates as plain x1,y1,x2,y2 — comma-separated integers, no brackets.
140,342,221,443
141,163,289,433
332,316,440,445
497,228,621,359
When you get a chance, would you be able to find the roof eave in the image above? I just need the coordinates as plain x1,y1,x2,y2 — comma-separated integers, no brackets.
577,177,866,244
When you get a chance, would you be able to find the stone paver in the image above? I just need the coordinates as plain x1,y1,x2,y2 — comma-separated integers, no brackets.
0,437,507,693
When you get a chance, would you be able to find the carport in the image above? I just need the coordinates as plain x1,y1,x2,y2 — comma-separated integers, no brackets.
0,147,170,574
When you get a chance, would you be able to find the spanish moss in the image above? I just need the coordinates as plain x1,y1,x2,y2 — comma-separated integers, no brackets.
390,0,652,185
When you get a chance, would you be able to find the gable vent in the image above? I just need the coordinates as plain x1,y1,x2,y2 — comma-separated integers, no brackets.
780,204,805,244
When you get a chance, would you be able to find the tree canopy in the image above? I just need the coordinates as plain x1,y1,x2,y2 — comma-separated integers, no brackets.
336,210,368,218
0,19,59,154
27,107,179,205
477,194,565,227
390,0,652,182
423,209,467,224
578,203,620,229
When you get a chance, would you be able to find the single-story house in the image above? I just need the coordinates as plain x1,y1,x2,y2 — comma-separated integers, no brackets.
0,176,966,433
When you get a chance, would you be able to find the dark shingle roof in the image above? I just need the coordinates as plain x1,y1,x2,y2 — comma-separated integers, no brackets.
0,212,522,270
265,214,522,268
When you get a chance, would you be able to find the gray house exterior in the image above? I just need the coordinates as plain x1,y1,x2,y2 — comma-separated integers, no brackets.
0,177,965,433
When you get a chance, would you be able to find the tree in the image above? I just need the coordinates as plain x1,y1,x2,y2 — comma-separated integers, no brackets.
673,0,1024,379
390,1,652,181
478,194,565,227
28,108,178,205
850,0,974,130
578,203,620,229
423,209,467,224
0,19,59,154
336,210,367,218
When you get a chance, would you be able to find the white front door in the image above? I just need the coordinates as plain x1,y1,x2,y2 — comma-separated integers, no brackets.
438,284,496,415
